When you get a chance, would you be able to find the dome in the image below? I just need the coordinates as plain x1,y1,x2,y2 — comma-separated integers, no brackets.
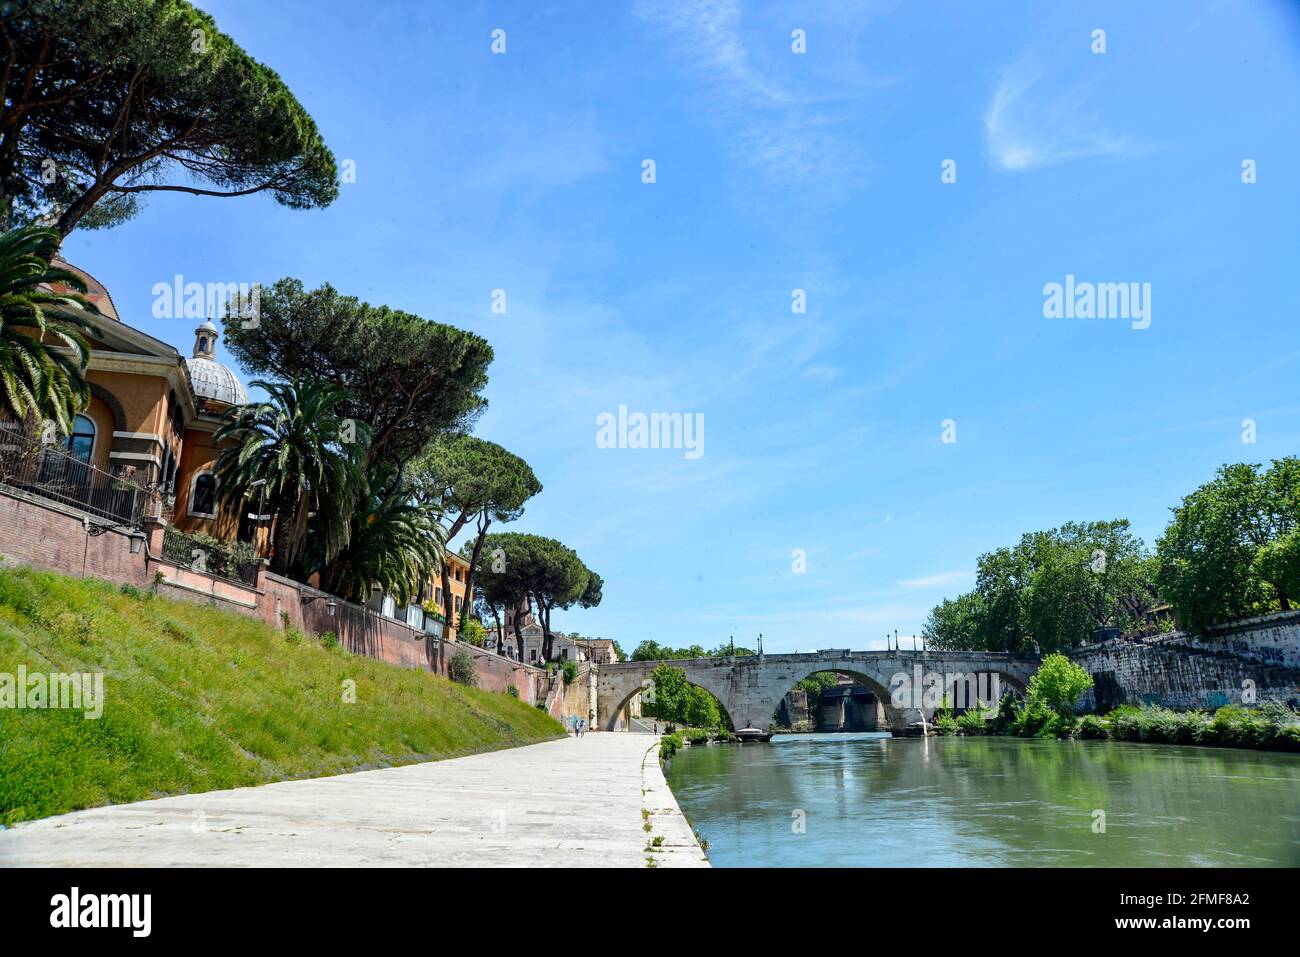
185,354,249,406
185,319,248,407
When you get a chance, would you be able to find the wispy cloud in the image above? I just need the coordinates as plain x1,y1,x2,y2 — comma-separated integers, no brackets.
633,0,889,183
983,67,1141,171
895,570,973,589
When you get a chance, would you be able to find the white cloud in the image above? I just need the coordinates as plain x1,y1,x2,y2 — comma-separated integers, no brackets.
895,569,973,589
983,68,1141,172
633,0,887,183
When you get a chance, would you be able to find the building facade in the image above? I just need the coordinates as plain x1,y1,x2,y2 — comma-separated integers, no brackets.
9,260,254,544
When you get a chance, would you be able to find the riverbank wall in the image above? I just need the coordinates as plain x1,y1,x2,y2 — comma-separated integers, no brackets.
0,485,546,702
1071,611,1300,711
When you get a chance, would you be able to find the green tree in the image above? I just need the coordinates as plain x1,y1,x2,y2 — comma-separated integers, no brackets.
474,532,531,658
221,278,493,470
1253,529,1300,613
316,464,445,605
409,434,541,626
1026,653,1094,715
630,641,751,661
927,519,1157,653
517,535,596,661
1,0,337,235
684,686,722,729
1157,459,1300,633
644,664,688,723
0,226,99,433
448,647,477,687
474,531,601,662
923,592,988,651
458,616,488,648
213,377,365,576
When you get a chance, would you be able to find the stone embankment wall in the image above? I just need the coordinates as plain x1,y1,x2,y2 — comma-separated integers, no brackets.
0,487,545,702
556,664,597,726
1071,613,1300,711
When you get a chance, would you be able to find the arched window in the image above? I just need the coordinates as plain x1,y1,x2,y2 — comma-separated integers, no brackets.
63,414,96,464
188,471,217,519
38,413,95,483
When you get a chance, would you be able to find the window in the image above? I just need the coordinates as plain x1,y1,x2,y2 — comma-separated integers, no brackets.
188,471,217,518
529,648,537,662
454,595,462,612
64,414,95,464
435,587,443,605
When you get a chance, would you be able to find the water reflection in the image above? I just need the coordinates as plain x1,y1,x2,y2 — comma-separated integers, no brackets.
664,734,1300,867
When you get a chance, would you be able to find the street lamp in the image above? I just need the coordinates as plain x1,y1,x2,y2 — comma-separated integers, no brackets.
300,594,338,616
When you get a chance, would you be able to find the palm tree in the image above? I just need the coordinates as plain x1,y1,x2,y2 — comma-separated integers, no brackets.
214,377,367,576
319,463,446,605
0,226,99,435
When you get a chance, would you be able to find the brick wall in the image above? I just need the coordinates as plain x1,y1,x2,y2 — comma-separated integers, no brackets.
0,486,545,704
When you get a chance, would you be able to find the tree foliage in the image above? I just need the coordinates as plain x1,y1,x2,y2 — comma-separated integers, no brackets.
0,225,98,432
1,0,338,235
316,464,446,605
213,377,365,576
1156,459,1300,634
1026,653,1093,715
629,640,755,661
475,531,601,661
922,592,988,652
409,433,540,624
642,664,726,730
923,520,1157,653
221,279,492,470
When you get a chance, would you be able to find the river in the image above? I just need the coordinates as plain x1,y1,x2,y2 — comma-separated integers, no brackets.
663,733,1300,867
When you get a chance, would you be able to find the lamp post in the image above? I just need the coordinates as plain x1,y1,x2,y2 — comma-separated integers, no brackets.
300,594,338,617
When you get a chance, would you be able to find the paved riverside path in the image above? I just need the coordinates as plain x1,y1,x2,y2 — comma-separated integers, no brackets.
0,734,708,868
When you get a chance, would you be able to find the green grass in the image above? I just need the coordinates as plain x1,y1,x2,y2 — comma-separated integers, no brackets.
0,565,564,825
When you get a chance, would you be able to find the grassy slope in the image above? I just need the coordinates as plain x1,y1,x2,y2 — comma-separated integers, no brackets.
0,565,563,825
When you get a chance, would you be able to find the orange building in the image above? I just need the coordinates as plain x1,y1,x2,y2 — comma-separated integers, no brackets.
35,260,254,544
16,259,482,639
431,551,475,638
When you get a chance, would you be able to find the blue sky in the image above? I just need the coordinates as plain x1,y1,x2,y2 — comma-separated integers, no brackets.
62,0,1300,652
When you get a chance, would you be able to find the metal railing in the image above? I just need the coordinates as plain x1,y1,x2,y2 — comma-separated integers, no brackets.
0,425,153,526
160,525,260,587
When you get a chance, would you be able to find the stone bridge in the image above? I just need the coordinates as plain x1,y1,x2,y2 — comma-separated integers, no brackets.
597,650,1040,733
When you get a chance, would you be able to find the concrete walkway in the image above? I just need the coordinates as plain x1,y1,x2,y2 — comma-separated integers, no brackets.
0,734,708,867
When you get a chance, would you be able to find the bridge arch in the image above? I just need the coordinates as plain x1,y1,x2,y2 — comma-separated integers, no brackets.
600,665,735,732
770,668,901,732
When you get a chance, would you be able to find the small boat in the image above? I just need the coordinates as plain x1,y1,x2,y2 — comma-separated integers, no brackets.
733,726,772,743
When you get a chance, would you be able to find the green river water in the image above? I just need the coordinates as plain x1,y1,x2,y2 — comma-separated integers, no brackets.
663,733,1300,867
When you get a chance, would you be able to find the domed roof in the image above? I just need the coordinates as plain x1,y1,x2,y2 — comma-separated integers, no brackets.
185,354,249,406
185,319,248,407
